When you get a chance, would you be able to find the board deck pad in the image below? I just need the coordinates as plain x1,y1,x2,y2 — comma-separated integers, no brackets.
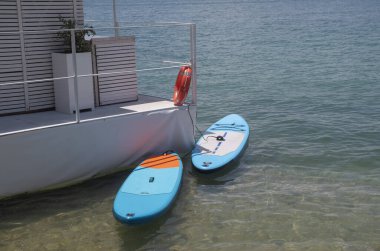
195,130,245,156
140,154,180,168
121,167,179,195
113,153,183,224
192,114,250,172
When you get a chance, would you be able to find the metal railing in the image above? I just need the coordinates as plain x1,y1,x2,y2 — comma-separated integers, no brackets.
0,22,197,137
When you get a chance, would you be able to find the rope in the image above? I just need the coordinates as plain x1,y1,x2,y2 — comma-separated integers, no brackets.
181,105,207,159
186,105,206,141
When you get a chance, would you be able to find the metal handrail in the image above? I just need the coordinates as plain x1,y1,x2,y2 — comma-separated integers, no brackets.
0,63,190,87
0,22,193,35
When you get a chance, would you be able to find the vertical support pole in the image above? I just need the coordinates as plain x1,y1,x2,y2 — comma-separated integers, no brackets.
190,24,197,105
73,0,77,22
91,42,100,107
16,0,29,111
113,0,120,37
71,29,80,123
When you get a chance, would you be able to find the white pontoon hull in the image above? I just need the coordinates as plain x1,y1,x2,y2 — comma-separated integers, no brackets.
0,108,194,199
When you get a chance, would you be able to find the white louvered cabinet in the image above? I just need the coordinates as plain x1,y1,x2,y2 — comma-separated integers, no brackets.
92,37,138,106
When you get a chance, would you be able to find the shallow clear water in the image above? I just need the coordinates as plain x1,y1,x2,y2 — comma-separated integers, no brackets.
1,0,380,250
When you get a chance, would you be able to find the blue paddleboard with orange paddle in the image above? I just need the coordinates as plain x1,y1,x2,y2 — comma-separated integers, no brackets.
113,153,183,224
192,114,249,172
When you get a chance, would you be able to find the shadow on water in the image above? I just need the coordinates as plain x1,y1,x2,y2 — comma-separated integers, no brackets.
116,206,173,250
189,141,250,186
0,168,133,229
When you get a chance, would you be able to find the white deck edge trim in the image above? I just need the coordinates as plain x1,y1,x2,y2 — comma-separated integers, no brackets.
0,104,193,138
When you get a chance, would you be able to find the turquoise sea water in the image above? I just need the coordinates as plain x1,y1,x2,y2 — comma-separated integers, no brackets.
1,0,380,250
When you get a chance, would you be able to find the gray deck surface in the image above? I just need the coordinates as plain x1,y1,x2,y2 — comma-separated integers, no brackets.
0,95,176,135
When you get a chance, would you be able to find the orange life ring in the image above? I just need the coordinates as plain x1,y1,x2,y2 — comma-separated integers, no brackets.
172,66,192,106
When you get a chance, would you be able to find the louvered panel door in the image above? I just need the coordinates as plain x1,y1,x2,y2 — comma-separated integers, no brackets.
93,37,138,106
21,0,83,111
0,0,25,114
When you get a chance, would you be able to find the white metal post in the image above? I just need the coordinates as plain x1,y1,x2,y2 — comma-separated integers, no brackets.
16,0,29,111
73,0,77,22
71,29,80,122
113,0,120,37
190,24,197,105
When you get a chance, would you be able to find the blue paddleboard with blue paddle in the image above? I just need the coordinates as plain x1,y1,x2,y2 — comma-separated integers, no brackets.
113,153,183,224
192,114,250,172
